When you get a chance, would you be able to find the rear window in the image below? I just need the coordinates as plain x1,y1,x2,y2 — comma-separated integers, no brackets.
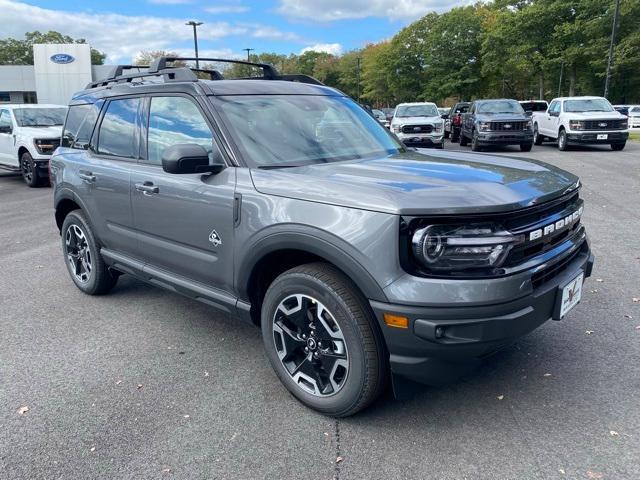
62,104,99,149
520,102,548,112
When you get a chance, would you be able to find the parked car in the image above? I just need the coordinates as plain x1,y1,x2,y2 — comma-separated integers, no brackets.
51,57,593,417
613,105,629,116
532,96,629,151
0,104,67,187
445,102,470,142
438,107,449,116
372,108,390,129
390,102,444,148
459,99,534,152
625,105,640,128
519,100,549,116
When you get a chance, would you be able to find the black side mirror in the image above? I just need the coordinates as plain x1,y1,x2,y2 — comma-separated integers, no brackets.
549,111,559,117
441,114,448,119
0,125,12,134
161,144,225,175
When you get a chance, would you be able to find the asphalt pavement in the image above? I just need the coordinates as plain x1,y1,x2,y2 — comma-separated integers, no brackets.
1,140,639,480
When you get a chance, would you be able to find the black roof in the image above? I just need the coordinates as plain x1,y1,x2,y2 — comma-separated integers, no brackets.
71,56,342,104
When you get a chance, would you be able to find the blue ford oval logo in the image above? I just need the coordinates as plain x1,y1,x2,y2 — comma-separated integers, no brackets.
50,54,75,64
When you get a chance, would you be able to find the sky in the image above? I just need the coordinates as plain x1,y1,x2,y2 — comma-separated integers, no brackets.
2,0,471,63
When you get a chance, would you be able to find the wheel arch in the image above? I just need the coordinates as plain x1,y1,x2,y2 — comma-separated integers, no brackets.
54,189,90,232
237,231,388,325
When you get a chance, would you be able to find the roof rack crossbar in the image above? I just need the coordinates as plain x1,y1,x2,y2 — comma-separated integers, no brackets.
149,56,279,79
105,65,149,81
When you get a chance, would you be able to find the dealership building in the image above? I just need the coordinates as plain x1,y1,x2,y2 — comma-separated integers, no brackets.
0,44,116,105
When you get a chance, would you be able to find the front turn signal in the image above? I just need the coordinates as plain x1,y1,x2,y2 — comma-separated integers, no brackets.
383,313,409,329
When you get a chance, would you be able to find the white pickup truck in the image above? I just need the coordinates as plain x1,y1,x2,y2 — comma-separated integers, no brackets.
0,104,67,187
532,96,629,151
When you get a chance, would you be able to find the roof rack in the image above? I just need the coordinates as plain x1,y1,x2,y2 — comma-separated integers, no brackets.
85,56,325,90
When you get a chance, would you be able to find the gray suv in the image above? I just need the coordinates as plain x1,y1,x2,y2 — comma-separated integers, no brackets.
51,57,594,416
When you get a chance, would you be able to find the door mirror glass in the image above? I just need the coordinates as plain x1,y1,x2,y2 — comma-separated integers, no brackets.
161,144,225,174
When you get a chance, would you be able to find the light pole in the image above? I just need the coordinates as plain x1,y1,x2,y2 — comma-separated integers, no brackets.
186,21,203,69
356,57,361,103
243,48,254,62
604,0,621,99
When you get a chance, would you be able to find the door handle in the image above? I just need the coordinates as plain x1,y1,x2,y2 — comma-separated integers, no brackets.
78,171,96,183
135,181,159,195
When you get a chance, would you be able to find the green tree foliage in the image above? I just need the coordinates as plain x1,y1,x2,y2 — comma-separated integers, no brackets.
0,31,106,65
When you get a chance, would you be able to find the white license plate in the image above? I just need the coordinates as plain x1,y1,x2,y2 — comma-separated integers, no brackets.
597,134,608,140
559,272,584,318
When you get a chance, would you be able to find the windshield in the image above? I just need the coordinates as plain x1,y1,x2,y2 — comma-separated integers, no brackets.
477,101,524,114
520,102,548,112
395,104,439,118
212,95,402,168
630,107,640,113
13,108,67,127
564,98,614,113
372,109,386,120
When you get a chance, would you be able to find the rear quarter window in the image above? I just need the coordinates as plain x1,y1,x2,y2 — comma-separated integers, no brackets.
62,104,99,149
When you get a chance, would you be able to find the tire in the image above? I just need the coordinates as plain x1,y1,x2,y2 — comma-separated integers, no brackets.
444,130,450,139
471,130,481,151
533,124,543,145
558,129,568,151
435,141,444,149
20,151,46,188
459,130,468,146
61,210,118,295
611,142,626,151
261,263,388,417
520,143,533,152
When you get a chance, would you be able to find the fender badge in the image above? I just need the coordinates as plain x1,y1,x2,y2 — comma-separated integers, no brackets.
208,230,222,247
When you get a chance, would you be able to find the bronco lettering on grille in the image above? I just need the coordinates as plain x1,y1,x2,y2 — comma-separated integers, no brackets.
528,206,583,241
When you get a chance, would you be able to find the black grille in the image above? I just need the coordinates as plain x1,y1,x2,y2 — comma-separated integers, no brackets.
531,246,583,289
490,121,528,131
402,124,433,134
582,119,626,130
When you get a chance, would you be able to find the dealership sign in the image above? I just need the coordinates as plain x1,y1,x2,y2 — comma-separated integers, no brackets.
50,54,75,64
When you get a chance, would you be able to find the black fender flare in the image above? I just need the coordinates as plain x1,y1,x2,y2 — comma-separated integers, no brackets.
236,226,389,303
54,186,92,231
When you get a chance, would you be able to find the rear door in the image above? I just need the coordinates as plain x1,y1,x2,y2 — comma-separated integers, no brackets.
0,109,16,165
129,94,236,292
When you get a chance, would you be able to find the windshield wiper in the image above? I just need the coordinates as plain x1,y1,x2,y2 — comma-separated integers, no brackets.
257,164,305,170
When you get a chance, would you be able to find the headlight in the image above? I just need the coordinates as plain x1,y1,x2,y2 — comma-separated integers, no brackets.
526,120,533,129
411,224,522,272
620,120,628,129
392,125,401,133
434,123,443,133
569,120,584,130
34,139,57,154
479,122,491,131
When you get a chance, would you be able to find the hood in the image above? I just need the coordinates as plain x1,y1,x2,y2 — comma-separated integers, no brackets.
393,116,442,125
18,126,63,139
250,150,579,215
475,113,529,122
565,111,626,120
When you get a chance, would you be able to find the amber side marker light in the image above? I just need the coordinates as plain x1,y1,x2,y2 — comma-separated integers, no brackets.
383,313,409,329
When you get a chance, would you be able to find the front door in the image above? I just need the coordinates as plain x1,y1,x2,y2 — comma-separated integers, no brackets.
0,109,16,166
130,95,236,292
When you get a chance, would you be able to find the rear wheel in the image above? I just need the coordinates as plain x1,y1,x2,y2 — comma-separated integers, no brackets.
533,124,543,145
611,142,626,151
520,143,533,152
20,151,45,187
61,210,118,295
261,263,387,417
459,130,468,146
558,129,568,151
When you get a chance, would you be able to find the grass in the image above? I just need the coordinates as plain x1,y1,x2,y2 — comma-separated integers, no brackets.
629,131,640,142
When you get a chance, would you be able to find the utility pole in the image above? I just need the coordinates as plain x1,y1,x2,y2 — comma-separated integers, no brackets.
243,48,254,62
604,0,621,99
356,57,361,103
186,21,203,69
558,61,564,97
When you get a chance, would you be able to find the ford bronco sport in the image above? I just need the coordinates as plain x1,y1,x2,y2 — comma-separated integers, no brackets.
51,57,594,417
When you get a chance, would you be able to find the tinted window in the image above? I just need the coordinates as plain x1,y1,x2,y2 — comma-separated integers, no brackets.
62,104,99,149
147,96,214,165
14,108,66,127
520,102,548,112
0,109,11,129
98,98,139,158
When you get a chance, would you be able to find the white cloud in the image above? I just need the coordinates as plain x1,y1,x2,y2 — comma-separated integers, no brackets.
205,6,250,14
277,0,471,21
0,0,301,63
300,43,343,55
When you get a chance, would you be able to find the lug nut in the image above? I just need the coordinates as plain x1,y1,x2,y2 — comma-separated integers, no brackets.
313,351,320,358
302,334,307,339
304,347,309,353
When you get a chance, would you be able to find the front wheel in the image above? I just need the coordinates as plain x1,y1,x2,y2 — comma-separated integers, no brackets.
261,263,387,417
20,151,46,187
533,124,543,145
61,210,118,295
558,129,568,151
520,143,533,152
611,142,626,151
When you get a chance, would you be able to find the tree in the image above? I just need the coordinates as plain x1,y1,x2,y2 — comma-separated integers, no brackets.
133,50,185,67
0,31,106,65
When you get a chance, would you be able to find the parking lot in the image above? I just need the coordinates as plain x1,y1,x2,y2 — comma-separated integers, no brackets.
1,140,639,480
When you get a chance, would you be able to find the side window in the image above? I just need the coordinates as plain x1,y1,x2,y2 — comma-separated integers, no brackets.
97,98,140,158
146,96,214,165
62,104,99,149
0,109,11,130
548,101,558,114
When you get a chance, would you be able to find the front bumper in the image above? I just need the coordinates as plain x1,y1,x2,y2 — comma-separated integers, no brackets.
566,131,628,144
476,131,533,145
397,132,444,147
370,242,594,386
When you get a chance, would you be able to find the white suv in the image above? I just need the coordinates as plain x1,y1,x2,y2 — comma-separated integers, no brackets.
0,104,67,187
391,102,444,149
